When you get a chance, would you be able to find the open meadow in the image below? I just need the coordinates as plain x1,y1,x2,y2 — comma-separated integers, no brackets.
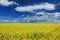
0,23,60,40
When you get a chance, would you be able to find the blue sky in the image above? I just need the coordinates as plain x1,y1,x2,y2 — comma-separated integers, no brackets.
0,0,60,22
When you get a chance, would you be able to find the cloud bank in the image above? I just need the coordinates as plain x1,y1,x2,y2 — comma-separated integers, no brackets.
0,12,60,22
15,2,55,12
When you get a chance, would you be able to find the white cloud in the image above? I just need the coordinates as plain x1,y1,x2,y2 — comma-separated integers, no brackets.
13,12,60,22
15,2,55,12
0,0,19,6
0,12,60,22
54,12,60,17
35,11,45,15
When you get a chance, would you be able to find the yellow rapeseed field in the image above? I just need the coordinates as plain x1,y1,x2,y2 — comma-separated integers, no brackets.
0,23,60,40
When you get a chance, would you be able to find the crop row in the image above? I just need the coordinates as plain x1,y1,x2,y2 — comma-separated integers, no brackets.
0,32,60,40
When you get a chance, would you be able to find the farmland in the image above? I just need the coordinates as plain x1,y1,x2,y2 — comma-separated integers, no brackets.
0,23,60,40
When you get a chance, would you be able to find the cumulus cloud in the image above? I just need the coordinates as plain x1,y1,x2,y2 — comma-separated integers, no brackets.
0,12,60,22
0,11,60,22
14,12,60,22
15,2,55,12
0,0,19,6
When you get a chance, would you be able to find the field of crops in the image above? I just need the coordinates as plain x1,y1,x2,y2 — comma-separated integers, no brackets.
0,23,60,40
